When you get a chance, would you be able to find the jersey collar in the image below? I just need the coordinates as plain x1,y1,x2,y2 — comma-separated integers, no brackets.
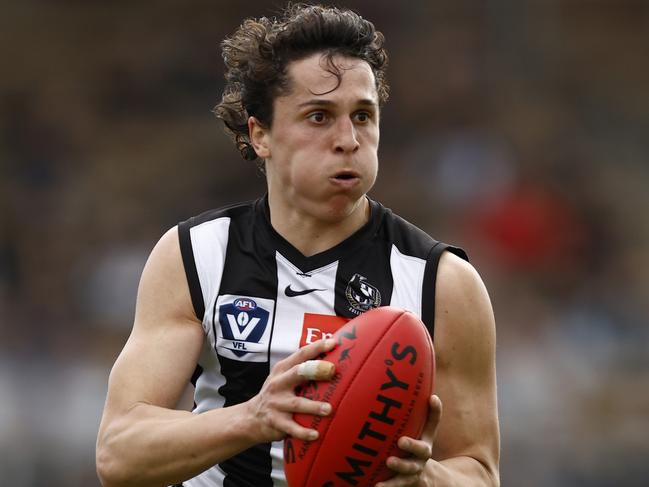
255,194,382,273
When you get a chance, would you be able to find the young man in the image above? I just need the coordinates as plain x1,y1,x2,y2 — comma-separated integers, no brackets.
96,5,499,487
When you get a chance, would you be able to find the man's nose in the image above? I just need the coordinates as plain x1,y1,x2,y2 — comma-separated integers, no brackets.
333,117,360,153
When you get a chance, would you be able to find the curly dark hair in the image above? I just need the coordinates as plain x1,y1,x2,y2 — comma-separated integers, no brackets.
213,3,389,165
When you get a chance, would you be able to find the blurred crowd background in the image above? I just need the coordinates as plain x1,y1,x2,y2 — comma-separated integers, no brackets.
1,0,648,485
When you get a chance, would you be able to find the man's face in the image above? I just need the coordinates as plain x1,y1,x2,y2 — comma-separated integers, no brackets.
256,52,380,223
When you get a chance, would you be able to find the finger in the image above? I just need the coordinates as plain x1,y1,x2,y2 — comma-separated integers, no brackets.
274,338,337,373
429,394,443,424
297,360,336,381
421,394,443,444
397,437,432,460
385,455,424,475
278,360,336,390
375,474,419,487
282,396,333,417
273,415,321,442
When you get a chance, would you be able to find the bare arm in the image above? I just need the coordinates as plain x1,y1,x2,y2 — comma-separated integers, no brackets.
427,251,500,486
379,251,500,487
96,227,335,487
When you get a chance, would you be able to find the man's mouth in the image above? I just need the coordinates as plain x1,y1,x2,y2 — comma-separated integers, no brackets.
332,170,360,181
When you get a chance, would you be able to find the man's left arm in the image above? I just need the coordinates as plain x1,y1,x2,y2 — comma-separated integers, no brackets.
379,251,500,487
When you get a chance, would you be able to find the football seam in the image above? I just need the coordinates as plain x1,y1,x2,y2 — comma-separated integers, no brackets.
302,308,405,487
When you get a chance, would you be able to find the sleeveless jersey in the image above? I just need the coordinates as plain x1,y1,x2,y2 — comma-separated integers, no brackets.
175,196,467,487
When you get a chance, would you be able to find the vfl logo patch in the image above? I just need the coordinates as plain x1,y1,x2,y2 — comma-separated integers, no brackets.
215,295,274,361
345,274,381,315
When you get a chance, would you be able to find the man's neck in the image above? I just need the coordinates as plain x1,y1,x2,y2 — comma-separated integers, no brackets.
268,197,370,257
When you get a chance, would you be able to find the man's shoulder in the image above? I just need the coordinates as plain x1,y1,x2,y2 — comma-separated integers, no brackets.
372,199,467,263
373,200,434,245
179,198,259,230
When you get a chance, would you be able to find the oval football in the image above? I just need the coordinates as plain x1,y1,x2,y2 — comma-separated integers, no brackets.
284,306,435,487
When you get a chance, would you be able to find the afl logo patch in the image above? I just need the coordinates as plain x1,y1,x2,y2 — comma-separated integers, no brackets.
234,298,257,312
345,273,381,315
214,295,275,362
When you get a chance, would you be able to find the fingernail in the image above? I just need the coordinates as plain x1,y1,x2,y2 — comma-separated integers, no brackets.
320,403,332,415
324,338,336,349
308,430,319,441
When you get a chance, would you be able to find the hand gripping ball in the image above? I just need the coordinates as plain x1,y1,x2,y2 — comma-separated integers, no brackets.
284,306,435,487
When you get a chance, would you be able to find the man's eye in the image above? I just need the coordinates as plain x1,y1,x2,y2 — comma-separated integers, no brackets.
308,112,327,123
354,111,371,123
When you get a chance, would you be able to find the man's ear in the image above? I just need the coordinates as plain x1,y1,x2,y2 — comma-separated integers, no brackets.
248,117,271,159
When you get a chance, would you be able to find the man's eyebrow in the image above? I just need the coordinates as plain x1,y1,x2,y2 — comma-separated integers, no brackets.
297,98,378,108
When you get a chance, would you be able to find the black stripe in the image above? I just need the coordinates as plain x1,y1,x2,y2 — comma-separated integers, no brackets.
421,243,468,340
190,363,204,411
215,203,276,486
177,220,205,320
334,237,393,319
222,443,274,487
190,364,203,387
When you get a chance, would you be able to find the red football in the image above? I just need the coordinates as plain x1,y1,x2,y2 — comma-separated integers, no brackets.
284,306,435,487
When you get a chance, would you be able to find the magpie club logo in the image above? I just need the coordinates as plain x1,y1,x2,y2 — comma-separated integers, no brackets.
345,274,381,315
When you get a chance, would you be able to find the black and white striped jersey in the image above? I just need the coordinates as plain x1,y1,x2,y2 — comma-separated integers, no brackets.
175,196,466,487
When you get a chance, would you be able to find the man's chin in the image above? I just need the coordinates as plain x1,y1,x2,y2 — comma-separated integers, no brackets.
321,193,369,223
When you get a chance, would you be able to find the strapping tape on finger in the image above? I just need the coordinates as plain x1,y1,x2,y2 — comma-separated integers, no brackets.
297,360,335,381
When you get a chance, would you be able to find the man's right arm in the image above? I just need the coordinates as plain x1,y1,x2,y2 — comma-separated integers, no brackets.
96,227,334,487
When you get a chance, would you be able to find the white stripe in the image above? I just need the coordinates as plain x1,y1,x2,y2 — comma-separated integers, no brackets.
189,217,230,331
270,253,338,368
270,252,339,486
182,463,226,487
185,217,230,487
188,340,227,486
192,340,226,414
389,244,426,318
